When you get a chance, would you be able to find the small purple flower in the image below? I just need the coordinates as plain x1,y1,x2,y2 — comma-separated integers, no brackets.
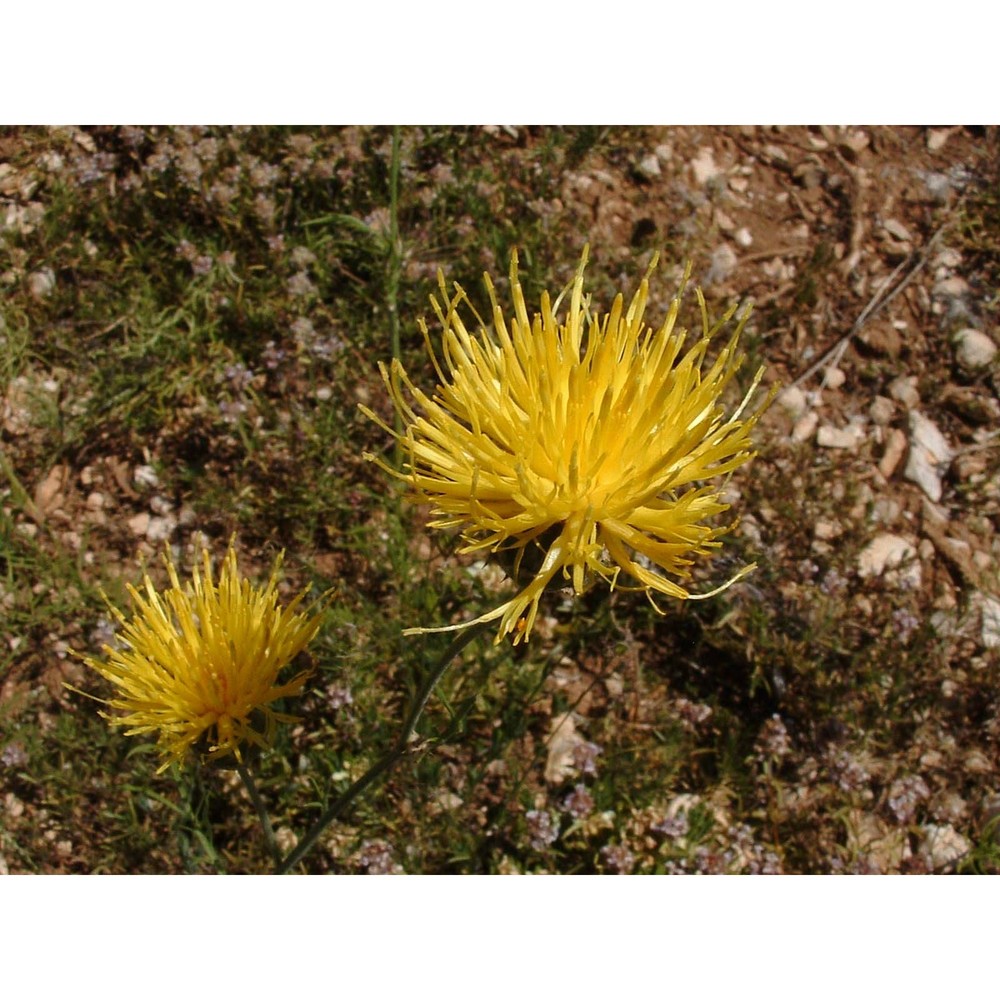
887,775,930,824
652,813,689,839
820,568,848,595
175,239,197,262
562,784,594,819
755,714,791,759
218,399,248,422
891,607,920,642
797,559,819,580
600,843,635,874
326,684,353,711
191,255,214,276
674,697,713,731
571,740,603,777
358,839,397,874
261,341,287,370
222,362,254,392
287,272,316,298
90,616,121,650
1,742,28,768
827,750,871,793
525,809,559,850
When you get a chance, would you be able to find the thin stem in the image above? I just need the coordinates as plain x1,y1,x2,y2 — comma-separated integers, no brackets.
387,125,404,467
235,758,281,867
276,619,491,874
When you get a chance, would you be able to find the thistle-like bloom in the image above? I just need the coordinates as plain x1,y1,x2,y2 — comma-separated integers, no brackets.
82,539,324,772
362,247,774,644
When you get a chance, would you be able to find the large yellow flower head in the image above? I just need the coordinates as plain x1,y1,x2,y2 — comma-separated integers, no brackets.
82,539,324,772
362,247,773,644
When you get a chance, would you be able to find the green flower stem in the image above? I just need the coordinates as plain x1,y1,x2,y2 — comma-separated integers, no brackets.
387,125,403,458
276,619,491,874
235,758,282,867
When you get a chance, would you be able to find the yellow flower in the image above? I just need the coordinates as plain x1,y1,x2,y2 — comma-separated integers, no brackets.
362,247,774,644
82,539,324,772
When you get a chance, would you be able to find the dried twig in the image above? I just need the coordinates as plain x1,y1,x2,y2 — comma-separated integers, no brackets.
792,213,958,387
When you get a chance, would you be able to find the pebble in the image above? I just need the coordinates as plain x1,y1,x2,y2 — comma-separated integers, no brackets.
776,385,807,419
870,496,902,525
704,245,737,285
822,366,845,389
734,227,753,248
635,154,661,180
935,248,962,269
857,534,921,589
924,172,952,203
128,512,150,536
869,395,894,426
714,209,736,232
954,327,997,370
28,268,55,300
933,276,969,299
814,519,842,540
888,375,920,409
878,428,907,479
981,595,1000,650
691,147,722,186
904,411,953,502
146,515,176,543
817,423,865,450
791,411,818,443
133,465,160,488
883,218,912,242
919,823,969,869
926,128,953,152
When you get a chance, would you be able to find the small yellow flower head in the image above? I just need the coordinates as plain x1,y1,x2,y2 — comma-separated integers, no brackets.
362,247,774,644
82,539,324,772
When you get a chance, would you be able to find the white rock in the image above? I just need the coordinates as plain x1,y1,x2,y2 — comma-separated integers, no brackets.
776,385,807,419
817,423,865,450
954,327,997,370
919,823,969,869
28,268,55,300
869,396,894,426
870,497,902,525
635,154,661,180
924,172,952,203
128,512,150,536
791,411,818,443
888,375,920,409
544,713,587,784
935,248,962,269
691,147,722,186
981,595,1000,650
878,427,907,479
883,218,912,242
133,464,159,488
857,534,921,589
714,209,736,232
822,366,846,389
734,227,753,248
704,245,737,285
926,128,952,153
933,276,969,299
904,411,953,502
146,514,177,542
